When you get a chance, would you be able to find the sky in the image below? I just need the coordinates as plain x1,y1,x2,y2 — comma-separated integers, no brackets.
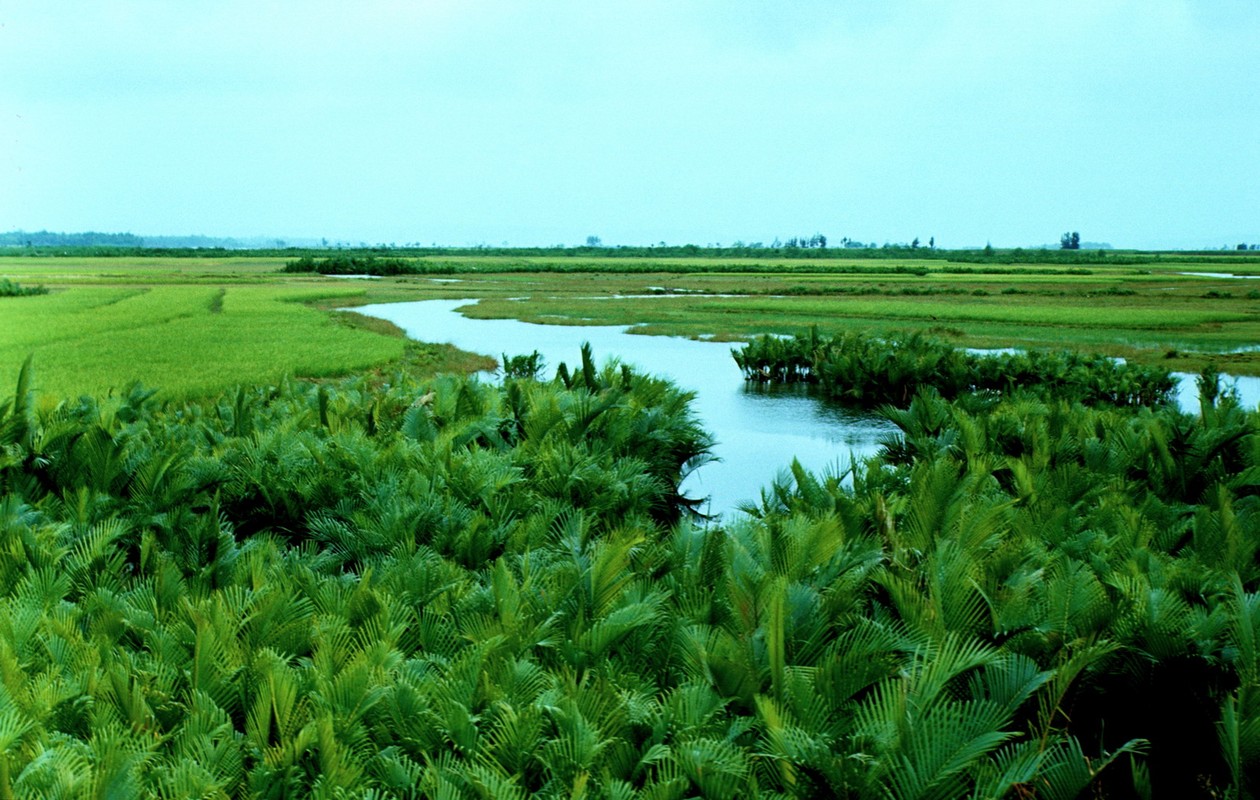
1,1,1257,249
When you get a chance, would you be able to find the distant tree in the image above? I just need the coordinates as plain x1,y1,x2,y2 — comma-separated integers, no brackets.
1238,243,1249,251
929,236,935,249
983,242,995,257
0,230,144,248
585,235,602,247
911,237,920,249
1060,231,1081,250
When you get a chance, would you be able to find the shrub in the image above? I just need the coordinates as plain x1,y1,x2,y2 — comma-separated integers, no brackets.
0,277,48,296
734,328,1176,407
282,254,455,276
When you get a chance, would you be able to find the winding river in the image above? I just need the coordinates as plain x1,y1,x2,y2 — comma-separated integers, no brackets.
354,299,894,518
354,298,1260,518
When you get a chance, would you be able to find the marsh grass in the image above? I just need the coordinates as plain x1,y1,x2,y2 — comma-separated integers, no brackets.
451,273,1260,374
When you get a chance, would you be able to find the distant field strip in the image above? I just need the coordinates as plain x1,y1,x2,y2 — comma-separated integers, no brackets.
1,285,403,398
698,297,1251,328
5,252,1260,385
469,295,1251,330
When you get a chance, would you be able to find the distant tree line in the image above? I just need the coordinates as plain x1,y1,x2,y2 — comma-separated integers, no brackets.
9,231,1260,267
0,230,145,248
0,230,313,249
781,233,828,249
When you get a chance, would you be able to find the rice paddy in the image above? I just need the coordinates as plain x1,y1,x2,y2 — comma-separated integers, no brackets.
3,250,1260,399
0,282,404,399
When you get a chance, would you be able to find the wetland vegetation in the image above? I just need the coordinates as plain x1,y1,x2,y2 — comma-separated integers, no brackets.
1,348,1259,796
4,247,1260,396
733,329,1176,408
2,246,1260,796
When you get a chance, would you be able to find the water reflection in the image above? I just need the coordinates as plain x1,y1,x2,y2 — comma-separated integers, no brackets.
353,299,894,518
1173,372,1260,412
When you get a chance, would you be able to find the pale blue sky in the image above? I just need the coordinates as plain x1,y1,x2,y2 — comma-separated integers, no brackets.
2,1,1257,248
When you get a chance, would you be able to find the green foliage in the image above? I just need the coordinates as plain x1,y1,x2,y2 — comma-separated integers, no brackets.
501,351,545,380
734,328,1176,407
0,278,48,297
1,354,1258,796
283,255,455,276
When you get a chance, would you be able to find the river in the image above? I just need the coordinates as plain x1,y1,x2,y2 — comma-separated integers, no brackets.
354,298,1260,518
353,299,894,518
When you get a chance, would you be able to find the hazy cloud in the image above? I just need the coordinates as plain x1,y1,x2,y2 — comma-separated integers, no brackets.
2,0,1256,246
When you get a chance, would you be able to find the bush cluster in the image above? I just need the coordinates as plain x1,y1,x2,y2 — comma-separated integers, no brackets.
0,353,1257,796
282,255,456,276
0,277,49,297
733,328,1176,407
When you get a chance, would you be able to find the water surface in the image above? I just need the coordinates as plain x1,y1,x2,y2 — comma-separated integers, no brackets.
1172,371,1260,411
1176,272,1260,279
354,299,894,517
354,299,1260,517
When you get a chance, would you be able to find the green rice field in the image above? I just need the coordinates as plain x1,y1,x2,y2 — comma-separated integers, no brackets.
0,282,404,398
3,251,1260,399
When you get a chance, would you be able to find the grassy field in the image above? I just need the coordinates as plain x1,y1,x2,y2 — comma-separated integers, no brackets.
0,282,410,398
3,252,1260,398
